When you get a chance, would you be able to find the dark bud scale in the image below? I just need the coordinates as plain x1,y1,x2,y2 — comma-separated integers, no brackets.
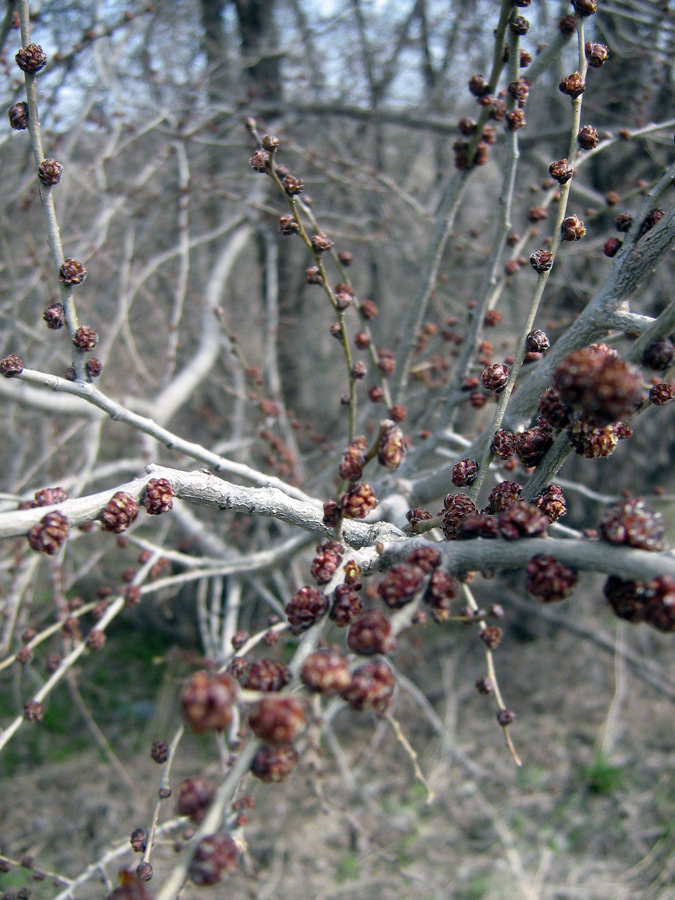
561,214,586,241
552,345,642,426
604,238,622,258
73,326,98,351
558,15,577,35
136,863,152,883
188,833,239,886
406,506,433,531
151,740,169,763
0,354,23,377
456,512,498,540
442,493,478,540
537,389,571,430
508,79,530,104
339,437,367,482
497,500,550,539
481,363,509,393
301,649,353,695
249,697,306,745
41,304,64,331
452,458,478,487
322,500,341,527
615,213,633,232
249,150,269,172
515,425,553,467
28,511,69,555
177,777,216,823
330,584,362,626
32,486,68,507
529,249,553,273
24,700,44,722
468,74,490,97
476,676,493,695
306,266,322,285
130,828,146,853
242,658,291,692
480,626,502,649
85,356,103,378
604,575,675,633
585,41,608,68
250,744,298,783
341,659,395,713
510,15,529,35
549,159,574,185
559,73,585,98
377,563,425,609
340,482,377,519
497,708,516,726
568,421,620,458
37,159,63,186
279,215,300,235
486,481,522,514
526,330,550,353
311,233,333,253
282,174,303,195
180,670,237,733
526,555,577,602
347,609,396,655
15,44,47,73
598,498,665,552
285,586,328,633
506,109,526,131
491,429,517,460
577,125,599,149
650,383,675,405
424,570,459,622
311,539,344,584
638,208,665,238
572,0,597,14
406,546,441,573
642,339,674,371
100,492,138,533
143,478,174,514
378,425,405,471
59,258,87,285
537,484,567,523
8,101,29,129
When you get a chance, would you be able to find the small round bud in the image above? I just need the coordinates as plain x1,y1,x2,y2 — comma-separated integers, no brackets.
526,330,550,353
577,125,599,149
559,72,585,98
59,258,87,285
249,697,306,744
561,214,586,241
497,708,516,726
16,44,47,73
0,354,23,377
37,159,63,186
100,492,138,533
8,101,29,130
151,739,169,763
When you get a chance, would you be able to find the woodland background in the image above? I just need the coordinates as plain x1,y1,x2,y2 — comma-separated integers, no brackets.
0,1,674,899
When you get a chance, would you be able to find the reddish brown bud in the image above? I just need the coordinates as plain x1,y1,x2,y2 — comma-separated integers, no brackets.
28,511,69,555
250,744,298,782
347,609,395,655
249,697,306,744
301,650,352,695
180,670,237,733
559,72,585,98
341,659,395,713
100,492,138,533
16,44,47,73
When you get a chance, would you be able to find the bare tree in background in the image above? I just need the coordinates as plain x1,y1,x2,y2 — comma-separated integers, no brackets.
1,1,674,899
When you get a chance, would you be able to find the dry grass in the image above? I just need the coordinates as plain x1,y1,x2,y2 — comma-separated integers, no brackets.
1,597,673,900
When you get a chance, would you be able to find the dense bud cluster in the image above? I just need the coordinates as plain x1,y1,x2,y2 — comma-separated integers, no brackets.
341,659,395,713
340,482,377,519
180,670,237,732
0,354,23,377
285,586,328,633
37,158,63,186
378,425,405,471
442,493,478,540
452,458,478,487
301,649,352,694
143,478,174,514
549,159,574,185
529,250,553,272
650,383,675,405
249,697,306,744
347,609,395,655
100,492,139,533
456,511,498,540
424,570,459,622
598,498,665,552
490,429,517,460
377,563,425,608
578,125,599,149
568,421,622,457
561,214,586,241
188,833,239,886
552,346,642,425
310,540,344,584
481,363,509,393
28,511,69,555
559,72,586,98
242,658,291,692
8,101,29,129
526,555,577,602
585,42,609,67
604,576,674,633
497,500,549,539
73,326,98,351
515,425,553,467
250,744,298,783
177,776,216,823
406,546,441,573
32,486,68,507
486,481,522,514
537,484,567,523
59,258,87,285
526,330,550,353
330,584,363,626
16,43,48,73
